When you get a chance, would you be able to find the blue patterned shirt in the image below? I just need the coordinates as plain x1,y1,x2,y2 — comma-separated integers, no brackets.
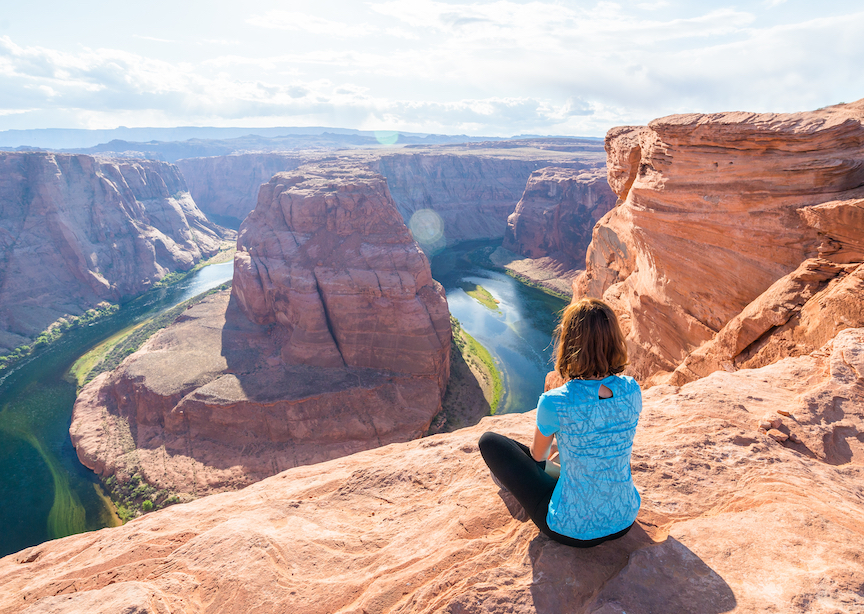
536,375,642,540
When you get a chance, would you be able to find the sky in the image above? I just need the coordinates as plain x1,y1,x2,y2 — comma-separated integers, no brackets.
1,0,863,137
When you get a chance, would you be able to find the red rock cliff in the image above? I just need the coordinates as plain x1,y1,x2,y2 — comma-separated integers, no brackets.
233,165,451,384
0,152,224,351
176,153,306,223
577,100,864,384
503,166,618,265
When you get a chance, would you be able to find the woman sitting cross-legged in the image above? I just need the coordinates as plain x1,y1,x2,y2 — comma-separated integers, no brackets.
478,297,643,547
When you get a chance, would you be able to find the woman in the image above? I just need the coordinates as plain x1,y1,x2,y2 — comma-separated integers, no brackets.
478,298,642,547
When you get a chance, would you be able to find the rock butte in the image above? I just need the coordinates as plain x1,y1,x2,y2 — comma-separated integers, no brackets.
4,328,863,613
501,166,617,295
70,164,450,497
577,99,864,385
0,152,225,351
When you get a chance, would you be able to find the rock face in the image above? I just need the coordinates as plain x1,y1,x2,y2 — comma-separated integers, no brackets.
504,167,617,264
176,154,306,224
498,167,617,294
375,153,593,246
577,100,864,384
8,328,864,613
70,164,450,497
232,165,451,382
0,152,224,351
174,143,607,242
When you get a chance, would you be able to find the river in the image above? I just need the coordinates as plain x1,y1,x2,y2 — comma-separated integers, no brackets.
431,243,568,414
0,262,234,558
0,244,567,557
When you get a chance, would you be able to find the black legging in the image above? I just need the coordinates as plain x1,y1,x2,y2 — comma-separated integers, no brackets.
478,431,632,548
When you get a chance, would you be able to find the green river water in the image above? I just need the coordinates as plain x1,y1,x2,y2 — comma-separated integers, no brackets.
0,262,234,557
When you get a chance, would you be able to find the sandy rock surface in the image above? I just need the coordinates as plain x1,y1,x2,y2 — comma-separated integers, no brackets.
0,152,225,350
577,99,864,385
12,328,864,613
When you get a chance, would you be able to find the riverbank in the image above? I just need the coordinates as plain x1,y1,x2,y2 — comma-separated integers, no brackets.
427,317,502,435
0,258,236,557
0,242,235,378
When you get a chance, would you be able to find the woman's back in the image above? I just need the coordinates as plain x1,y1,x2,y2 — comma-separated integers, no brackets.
537,375,642,540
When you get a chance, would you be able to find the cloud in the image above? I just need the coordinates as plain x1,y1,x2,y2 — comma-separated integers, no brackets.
132,35,175,43
246,11,374,37
1,2,863,136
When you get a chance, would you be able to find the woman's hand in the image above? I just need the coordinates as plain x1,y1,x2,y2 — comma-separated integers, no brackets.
531,427,555,462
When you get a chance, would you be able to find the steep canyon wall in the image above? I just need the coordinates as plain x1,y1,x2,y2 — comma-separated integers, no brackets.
0,152,225,351
175,142,607,246
576,100,864,384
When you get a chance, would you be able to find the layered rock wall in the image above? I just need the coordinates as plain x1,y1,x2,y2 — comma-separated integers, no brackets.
577,100,864,384
11,328,864,613
503,166,617,265
0,152,224,351
176,153,306,224
375,153,583,245
174,144,606,244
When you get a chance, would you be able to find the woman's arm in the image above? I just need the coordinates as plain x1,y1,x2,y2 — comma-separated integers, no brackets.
531,427,555,462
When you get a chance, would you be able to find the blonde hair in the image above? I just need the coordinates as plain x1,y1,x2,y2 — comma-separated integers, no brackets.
555,298,628,380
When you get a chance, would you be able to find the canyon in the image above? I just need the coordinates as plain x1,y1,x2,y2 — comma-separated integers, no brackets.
0,152,226,352
4,99,864,613
175,139,606,248
70,164,451,498
500,166,618,295
3,327,862,613
577,99,864,385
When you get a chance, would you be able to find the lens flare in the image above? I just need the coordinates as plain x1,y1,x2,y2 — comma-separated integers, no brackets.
408,209,446,253
374,130,399,145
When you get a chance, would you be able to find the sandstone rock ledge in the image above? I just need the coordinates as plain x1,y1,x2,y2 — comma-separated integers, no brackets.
13,328,864,613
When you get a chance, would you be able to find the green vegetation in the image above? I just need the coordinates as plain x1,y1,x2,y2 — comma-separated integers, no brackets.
459,281,501,312
70,282,231,389
451,316,502,414
0,302,120,374
102,473,181,522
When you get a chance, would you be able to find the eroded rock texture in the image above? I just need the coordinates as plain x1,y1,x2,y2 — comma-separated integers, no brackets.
0,152,224,350
577,100,864,384
504,167,617,263
9,328,864,613
232,165,451,382
174,142,607,242
71,164,450,497
499,167,618,293
176,153,305,224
